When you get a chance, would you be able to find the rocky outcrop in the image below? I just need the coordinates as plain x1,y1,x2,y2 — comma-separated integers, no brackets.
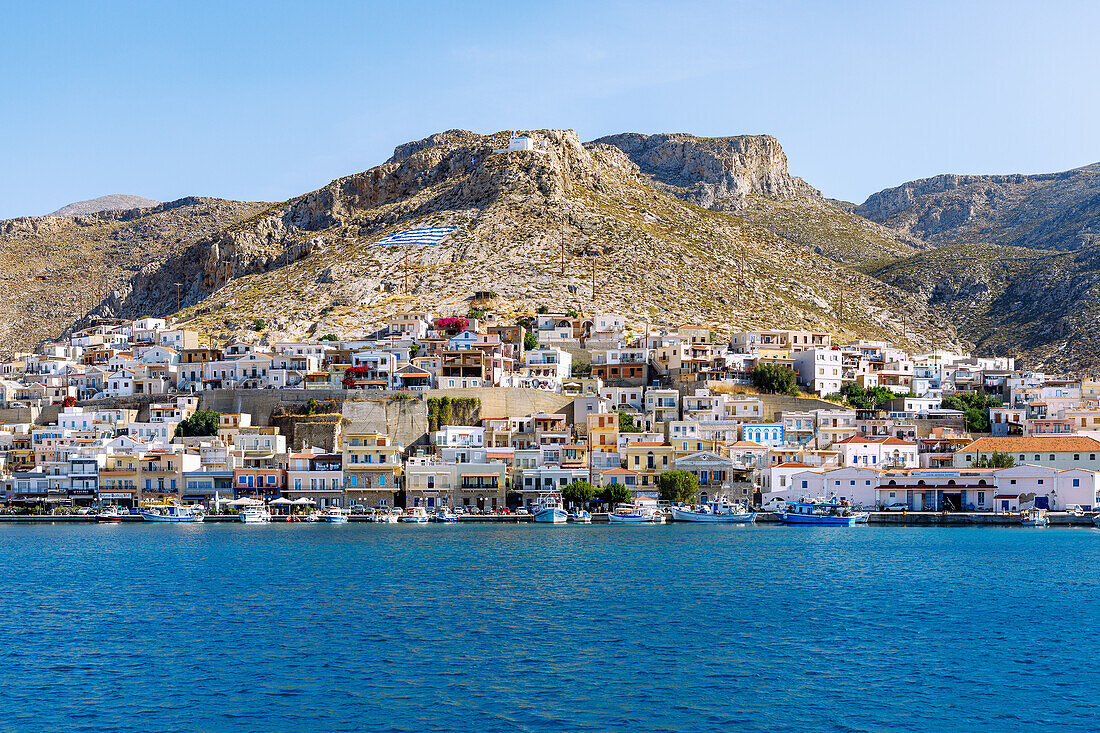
590,132,819,210
856,163,1100,250
49,194,160,217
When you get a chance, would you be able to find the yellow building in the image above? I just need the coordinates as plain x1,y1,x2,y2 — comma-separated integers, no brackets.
342,431,403,507
623,441,676,488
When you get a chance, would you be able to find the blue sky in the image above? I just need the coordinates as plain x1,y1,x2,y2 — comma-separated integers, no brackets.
3,0,1098,218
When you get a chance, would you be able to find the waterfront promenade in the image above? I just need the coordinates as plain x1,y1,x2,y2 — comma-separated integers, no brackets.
2,511,1096,525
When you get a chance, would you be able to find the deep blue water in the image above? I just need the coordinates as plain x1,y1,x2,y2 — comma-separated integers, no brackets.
1,522,1097,732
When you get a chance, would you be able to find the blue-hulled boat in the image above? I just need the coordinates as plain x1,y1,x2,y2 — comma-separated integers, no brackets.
779,499,868,526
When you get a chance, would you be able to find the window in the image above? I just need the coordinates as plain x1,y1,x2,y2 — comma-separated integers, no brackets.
1073,478,1080,487
801,480,808,489
977,491,985,505
1074,454,1080,460
1035,455,1040,461
1037,479,1044,485
1010,479,1016,485
1049,454,1055,461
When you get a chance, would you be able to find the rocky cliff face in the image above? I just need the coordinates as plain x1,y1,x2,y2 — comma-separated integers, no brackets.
591,132,819,210
856,163,1100,250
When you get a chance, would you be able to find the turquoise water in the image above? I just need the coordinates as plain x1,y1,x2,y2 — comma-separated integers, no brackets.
1,522,1097,732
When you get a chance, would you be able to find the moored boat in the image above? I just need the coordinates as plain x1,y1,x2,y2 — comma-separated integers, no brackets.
779,499,868,526
399,506,430,523
431,507,458,523
318,506,350,523
238,504,272,523
96,505,124,523
670,497,757,524
533,492,569,524
140,504,205,523
1021,508,1049,526
608,503,659,524
569,509,592,524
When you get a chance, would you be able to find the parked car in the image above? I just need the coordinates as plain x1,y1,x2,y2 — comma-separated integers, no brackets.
883,502,909,511
515,508,529,516
75,507,95,515
350,504,367,515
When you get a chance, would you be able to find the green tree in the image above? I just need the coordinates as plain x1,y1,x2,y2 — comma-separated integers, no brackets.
409,342,422,358
565,307,579,318
751,364,798,395
319,333,338,341
975,451,1015,468
536,305,549,314
467,307,485,320
840,382,896,410
941,392,1001,432
175,409,220,437
523,331,539,351
562,479,596,507
618,412,642,433
656,470,700,504
602,484,633,507
251,318,265,331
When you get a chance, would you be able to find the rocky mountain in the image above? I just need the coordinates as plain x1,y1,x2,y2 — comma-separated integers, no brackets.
592,132,819,209
49,194,160,217
0,197,267,355
856,164,1100,251
84,129,956,354
860,162,1100,374
597,133,921,269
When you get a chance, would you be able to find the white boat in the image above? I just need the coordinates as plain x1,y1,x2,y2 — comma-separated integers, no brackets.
670,497,757,524
377,509,401,523
608,503,659,524
96,505,125,523
398,506,430,523
318,506,350,523
140,504,205,523
533,492,569,524
570,509,592,523
238,504,272,523
431,507,458,523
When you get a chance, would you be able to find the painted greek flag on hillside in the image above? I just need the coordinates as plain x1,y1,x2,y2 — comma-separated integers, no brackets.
373,226,456,246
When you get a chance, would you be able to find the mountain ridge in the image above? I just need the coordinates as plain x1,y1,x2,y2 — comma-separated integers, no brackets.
48,194,160,217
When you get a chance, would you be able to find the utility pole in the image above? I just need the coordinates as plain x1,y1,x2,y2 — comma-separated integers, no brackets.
175,283,183,315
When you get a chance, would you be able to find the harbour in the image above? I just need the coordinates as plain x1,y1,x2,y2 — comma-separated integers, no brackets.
2,522,1097,732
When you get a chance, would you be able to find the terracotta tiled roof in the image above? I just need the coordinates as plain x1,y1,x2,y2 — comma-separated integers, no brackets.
962,436,1100,453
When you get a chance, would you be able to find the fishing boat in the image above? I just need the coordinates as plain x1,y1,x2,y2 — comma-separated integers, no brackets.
140,504,205,523
96,505,124,523
670,497,757,523
533,492,569,524
570,509,592,524
608,503,659,524
377,509,401,523
778,499,869,526
399,506,430,523
1021,507,1049,526
318,506,350,523
238,504,272,523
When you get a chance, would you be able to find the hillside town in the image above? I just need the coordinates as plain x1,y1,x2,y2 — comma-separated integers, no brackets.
2,308,1098,516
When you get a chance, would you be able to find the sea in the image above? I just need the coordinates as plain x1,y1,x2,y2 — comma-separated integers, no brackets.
1,522,1097,732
